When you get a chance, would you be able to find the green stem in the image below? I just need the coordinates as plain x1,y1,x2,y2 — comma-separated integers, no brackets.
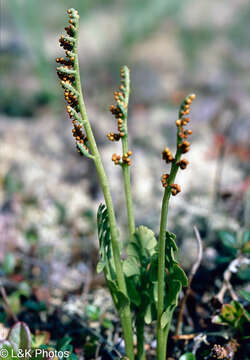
162,310,174,358
157,136,182,360
157,189,171,360
121,66,135,238
73,22,134,360
122,146,135,238
135,315,145,360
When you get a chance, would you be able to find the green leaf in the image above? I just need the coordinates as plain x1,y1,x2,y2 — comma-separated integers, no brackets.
126,277,141,306
166,280,182,307
32,331,50,348
116,290,130,311
144,305,152,325
85,304,100,321
218,231,237,248
166,231,178,251
242,241,250,254
242,230,250,244
123,257,140,277
101,318,113,329
160,309,171,329
96,260,105,274
8,292,21,315
57,337,72,351
179,353,196,360
161,231,188,324
96,204,112,274
18,282,31,297
216,256,235,264
218,301,250,330
25,227,38,245
165,231,178,265
237,268,250,281
171,264,188,287
3,253,16,274
127,226,157,260
8,322,32,353
23,300,46,312
153,282,158,302
124,226,157,313
148,253,158,282
106,280,130,311
239,289,250,302
221,303,238,322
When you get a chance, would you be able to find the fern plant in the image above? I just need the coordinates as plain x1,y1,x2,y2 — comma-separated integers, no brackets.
56,9,196,360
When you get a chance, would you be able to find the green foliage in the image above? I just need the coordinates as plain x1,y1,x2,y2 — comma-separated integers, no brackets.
85,304,101,321
237,268,250,281
123,228,187,333
241,230,250,254
8,292,21,315
213,300,250,332
123,226,158,321
217,229,250,283
56,337,72,351
106,279,130,312
96,203,113,274
160,232,188,330
125,226,157,270
97,204,130,313
3,253,16,275
217,229,250,262
8,322,32,354
4,283,31,315
0,322,78,360
23,300,47,312
31,332,50,348
218,231,238,249
40,336,78,360
239,289,250,302
25,227,39,245
179,353,196,360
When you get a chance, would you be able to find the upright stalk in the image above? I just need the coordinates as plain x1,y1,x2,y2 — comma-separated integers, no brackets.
122,155,135,238
156,93,196,358
72,14,134,360
157,138,182,360
121,67,135,238
157,189,171,359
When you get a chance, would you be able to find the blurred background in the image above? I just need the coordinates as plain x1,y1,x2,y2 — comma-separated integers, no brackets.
0,0,249,357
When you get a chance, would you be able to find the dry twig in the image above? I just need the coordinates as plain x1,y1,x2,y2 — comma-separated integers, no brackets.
172,333,196,341
0,284,18,322
215,256,250,304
